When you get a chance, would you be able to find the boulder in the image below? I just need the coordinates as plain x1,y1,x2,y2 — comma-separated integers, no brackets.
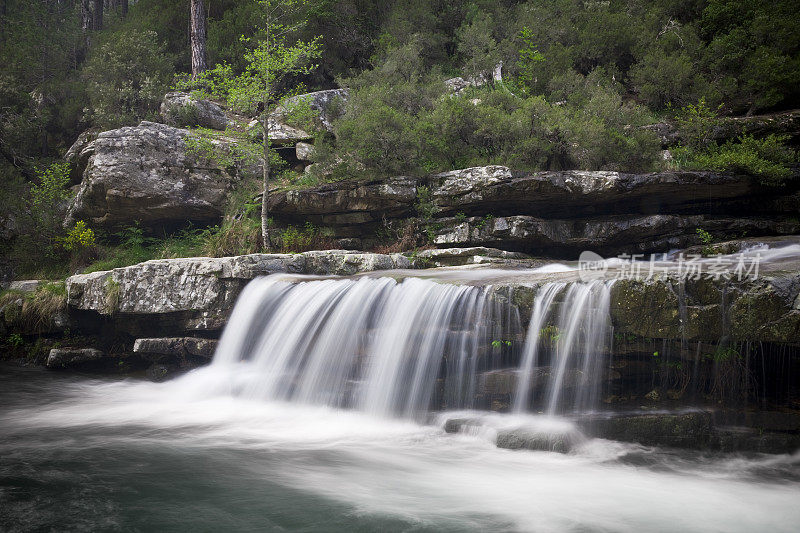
248,118,312,144
295,142,315,161
133,337,218,359
46,348,106,369
65,121,238,230
281,89,349,132
495,428,579,453
5,280,42,293
160,92,227,130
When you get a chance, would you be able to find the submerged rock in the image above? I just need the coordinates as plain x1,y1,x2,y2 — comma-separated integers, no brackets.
584,412,714,448
495,428,580,454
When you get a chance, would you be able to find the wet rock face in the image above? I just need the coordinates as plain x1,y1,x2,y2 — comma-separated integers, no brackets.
161,92,227,130
65,251,412,335
610,274,800,343
133,337,218,359
65,121,238,230
134,337,218,377
583,412,714,448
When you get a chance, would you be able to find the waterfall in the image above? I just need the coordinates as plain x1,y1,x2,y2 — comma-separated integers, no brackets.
210,274,615,418
511,281,614,415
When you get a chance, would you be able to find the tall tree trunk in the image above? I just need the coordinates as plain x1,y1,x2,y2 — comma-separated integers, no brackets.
120,0,128,17
261,111,272,251
80,0,91,32
190,0,207,80
92,0,102,30
261,18,272,251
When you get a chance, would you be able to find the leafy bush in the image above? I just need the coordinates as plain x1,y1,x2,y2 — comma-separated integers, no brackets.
62,221,96,252
279,222,333,253
328,61,659,177
680,135,795,186
674,98,723,150
29,162,71,243
83,29,174,128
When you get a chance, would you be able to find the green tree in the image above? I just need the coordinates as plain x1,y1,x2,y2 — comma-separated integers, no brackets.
515,27,545,95
83,28,174,128
207,0,321,249
456,12,499,79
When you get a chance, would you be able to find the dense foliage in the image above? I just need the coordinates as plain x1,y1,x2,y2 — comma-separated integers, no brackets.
0,0,798,278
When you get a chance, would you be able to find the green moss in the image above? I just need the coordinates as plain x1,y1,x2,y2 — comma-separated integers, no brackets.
610,280,681,339
105,277,121,315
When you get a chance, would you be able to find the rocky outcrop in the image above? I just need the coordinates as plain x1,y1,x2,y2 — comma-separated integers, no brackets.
269,166,799,256
269,175,417,230
66,251,412,334
414,247,533,267
644,109,800,148
65,121,239,230
432,214,799,255
161,92,227,130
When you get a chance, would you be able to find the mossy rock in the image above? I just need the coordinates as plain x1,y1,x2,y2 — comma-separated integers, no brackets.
610,279,681,339
729,285,797,342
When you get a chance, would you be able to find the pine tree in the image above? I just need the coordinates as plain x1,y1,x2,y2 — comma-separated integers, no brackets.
190,0,207,80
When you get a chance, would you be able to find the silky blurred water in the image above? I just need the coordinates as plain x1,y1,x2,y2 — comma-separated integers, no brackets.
2,363,799,532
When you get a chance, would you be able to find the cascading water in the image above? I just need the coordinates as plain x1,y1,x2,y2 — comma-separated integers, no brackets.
209,273,615,418
212,275,508,417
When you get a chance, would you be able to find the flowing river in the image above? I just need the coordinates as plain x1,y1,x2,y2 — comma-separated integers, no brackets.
2,364,799,532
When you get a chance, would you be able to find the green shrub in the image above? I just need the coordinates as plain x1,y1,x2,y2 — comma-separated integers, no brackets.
674,134,795,186
201,218,262,257
83,29,175,128
62,220,96,251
